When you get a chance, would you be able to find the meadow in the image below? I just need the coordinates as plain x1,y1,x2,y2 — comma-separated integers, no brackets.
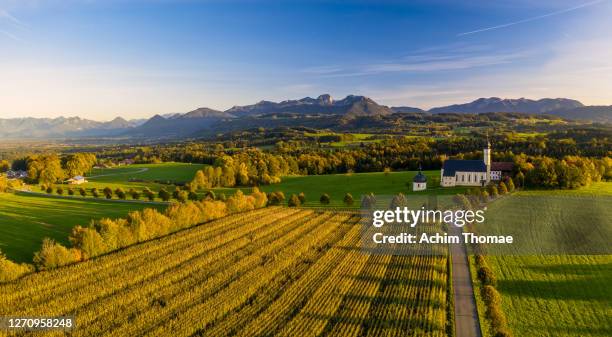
226,170,467,208
0,207,450,337
83,162,205,192
473,183,612,337
0,193,165,263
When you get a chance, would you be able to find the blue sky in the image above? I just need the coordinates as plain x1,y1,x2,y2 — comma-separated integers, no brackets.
0,0,611,120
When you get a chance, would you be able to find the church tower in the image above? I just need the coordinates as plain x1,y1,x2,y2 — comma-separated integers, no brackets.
484,137,491,183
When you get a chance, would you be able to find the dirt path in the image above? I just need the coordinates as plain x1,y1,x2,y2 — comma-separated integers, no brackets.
450,224,482,337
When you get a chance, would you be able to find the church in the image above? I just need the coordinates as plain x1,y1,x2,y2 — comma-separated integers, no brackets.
440,140,513,187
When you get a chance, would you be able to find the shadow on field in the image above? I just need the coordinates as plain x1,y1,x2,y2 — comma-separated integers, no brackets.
497,277,612,303
524,262,612,276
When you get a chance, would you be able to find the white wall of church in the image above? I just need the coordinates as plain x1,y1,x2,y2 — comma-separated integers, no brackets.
413,182,426,191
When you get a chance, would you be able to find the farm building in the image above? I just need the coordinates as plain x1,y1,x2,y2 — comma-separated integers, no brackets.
67,176,88,185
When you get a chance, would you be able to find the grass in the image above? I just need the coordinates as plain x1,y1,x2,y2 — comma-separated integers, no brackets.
30,162,207,201
220,170,467,208
0,193,165,263
473,183,612,337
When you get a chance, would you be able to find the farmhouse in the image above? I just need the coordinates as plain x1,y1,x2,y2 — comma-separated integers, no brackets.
67,176,88,185
6,170,28,179
441,140,513,187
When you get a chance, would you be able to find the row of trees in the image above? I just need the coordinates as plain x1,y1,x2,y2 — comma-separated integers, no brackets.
32,189,268,271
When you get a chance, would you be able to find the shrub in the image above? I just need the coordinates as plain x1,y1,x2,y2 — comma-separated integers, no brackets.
46,186,53,194
188,191,199,201
506,177,515,192
486,305,507,330
177,191,189,203
481,285,502,306
67,188,74,196
251,187,268,208
319,193,330,205
56,187,64,195
297,192,306,204
474,254,486,267
79,188,87,197
343,193,354,206
268,191,285,205
480,191,489,203
218,193,227,202
33,238,80,270
158,188,171,202
498,181,508,195
131,190,141,200
493,329,513,337
288,194,301,207
69,226,107,259
115,188,126,200
478,266,497,286
489,185,499,198
0,250,33,282
204,190,216,200
92,188,100,198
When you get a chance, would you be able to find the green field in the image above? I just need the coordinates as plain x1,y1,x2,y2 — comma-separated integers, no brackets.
29,162,207,201
223,170,467,208
0,193,165,263
475,184,612,337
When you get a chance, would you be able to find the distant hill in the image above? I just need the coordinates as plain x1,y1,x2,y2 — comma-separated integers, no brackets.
0,116,140,139
226,94,393,117
428,97,584,114
391,106,425,113
128,107,234,138
1,95,610,140
550,106,612,123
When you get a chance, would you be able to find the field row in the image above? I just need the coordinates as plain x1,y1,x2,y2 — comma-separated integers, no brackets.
0,207,449,337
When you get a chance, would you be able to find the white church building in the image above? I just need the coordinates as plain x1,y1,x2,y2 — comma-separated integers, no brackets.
440,140,512,187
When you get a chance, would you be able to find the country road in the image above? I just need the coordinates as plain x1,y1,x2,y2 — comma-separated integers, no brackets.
450,224,483,337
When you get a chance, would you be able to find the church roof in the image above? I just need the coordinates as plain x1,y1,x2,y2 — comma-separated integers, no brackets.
442,160,486,177
413,171,427,183
491,162,514,171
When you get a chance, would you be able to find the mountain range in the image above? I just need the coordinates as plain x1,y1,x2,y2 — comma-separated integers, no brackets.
1,95,610,139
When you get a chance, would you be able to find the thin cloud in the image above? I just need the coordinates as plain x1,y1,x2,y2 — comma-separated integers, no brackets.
0,29,21,41
0,8,25,28
458,0,606,36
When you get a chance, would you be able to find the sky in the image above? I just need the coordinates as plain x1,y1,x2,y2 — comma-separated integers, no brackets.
0,0,611,120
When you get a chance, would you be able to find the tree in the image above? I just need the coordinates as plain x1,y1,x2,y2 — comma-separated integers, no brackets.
79,188,87,197
288,194,301,207
489,185,499,198
46,186,53,194
177,191,188,203
33,238,80,270
103,187,113,199
297,192,306,204
319,193,330,205
91,188,100,198
131,190,141,200
498,181,508,195
69,226,107,259
158,188,171,202
506,177,515,192
115,188,126,200
67,188,74,196
343,193,354,206
0,249,33,282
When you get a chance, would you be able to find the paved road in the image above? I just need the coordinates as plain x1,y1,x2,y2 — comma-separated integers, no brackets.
450,224,482,337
